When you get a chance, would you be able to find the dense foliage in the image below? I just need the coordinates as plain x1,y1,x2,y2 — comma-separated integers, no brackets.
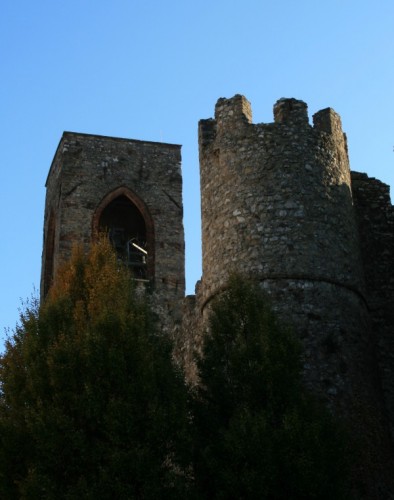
0,240,190,499
191,276,351,499
0,247,351,498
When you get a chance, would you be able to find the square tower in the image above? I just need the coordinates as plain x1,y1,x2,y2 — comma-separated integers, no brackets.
41,132,185,325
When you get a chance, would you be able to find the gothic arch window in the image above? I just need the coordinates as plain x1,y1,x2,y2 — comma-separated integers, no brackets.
93,187,154,280
43,210,56,297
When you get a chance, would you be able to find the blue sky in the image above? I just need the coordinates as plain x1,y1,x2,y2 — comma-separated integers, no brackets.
1,0,393,347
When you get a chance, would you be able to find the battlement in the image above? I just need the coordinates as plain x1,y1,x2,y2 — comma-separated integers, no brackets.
200,95,347,144
273,98,309,125
313,107,344,136
214,94,252,125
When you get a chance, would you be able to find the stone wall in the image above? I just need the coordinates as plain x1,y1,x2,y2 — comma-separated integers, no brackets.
352,172,394,438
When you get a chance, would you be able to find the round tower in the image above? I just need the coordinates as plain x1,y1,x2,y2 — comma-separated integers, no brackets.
199,95,371,403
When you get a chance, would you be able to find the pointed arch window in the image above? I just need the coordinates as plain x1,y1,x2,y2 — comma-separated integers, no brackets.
93,188,154,280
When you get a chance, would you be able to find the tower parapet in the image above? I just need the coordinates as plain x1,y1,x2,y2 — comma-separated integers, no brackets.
313,106,343,134
274,97,309,125
215,94,252,128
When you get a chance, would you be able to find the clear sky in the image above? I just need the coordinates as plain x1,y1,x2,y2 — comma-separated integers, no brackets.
1,0,393,348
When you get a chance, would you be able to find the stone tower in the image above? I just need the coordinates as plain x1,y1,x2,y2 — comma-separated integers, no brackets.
198,95,381,409
41,132,185,329
197,95,394,494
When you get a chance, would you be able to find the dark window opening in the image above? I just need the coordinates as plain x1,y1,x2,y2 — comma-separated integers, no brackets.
99,195,148,279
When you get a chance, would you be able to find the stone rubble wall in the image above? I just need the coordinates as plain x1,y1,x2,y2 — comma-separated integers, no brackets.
351,171,394,438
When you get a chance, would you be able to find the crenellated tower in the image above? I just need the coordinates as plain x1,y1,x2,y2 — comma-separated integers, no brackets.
198,95,378,406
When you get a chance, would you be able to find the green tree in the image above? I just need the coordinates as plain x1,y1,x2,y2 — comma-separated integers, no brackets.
0,240,191,499
191,276,351,499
